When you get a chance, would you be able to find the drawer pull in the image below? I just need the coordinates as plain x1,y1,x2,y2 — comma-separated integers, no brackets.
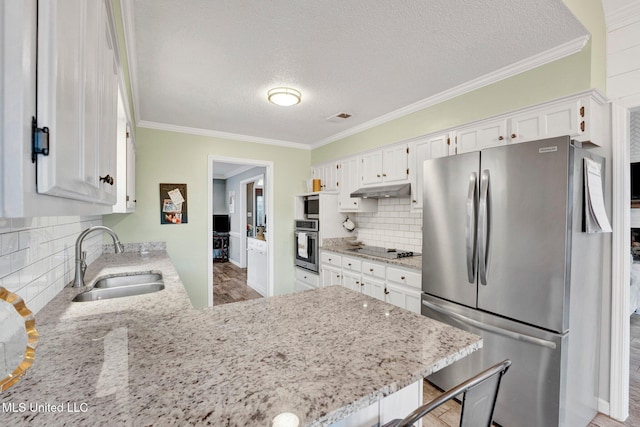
369,268,374,272
384,288,390,295
348,263,352,266
401,276,405,280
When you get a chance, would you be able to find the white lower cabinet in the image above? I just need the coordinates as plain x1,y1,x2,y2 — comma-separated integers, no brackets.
322,251,422,314
330,379,422,427
295,267,319,292
247,238,268,296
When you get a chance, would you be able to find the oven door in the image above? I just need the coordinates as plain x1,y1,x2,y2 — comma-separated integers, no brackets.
294,230,318,273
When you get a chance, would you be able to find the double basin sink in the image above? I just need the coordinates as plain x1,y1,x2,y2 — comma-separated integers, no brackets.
73,272,165,302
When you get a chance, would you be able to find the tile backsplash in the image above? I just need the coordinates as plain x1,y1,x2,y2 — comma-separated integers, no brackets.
354,198,422,253
0,216,103,314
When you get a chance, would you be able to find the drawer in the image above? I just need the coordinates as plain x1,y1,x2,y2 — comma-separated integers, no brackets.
321,251,342,267
362,260,385,280
295,268,320,287
386,267,421,290
342,256,362,272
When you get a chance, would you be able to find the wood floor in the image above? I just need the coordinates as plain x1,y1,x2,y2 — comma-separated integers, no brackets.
422,315,640,427
212,261,262,305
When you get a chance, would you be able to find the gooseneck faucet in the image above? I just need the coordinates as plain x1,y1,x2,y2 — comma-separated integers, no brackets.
72,226,125,287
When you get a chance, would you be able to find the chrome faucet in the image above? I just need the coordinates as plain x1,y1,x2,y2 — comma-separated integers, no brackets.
72,226,125,287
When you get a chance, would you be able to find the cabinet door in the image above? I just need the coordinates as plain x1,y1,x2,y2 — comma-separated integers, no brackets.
322,162,339,191
360,151,383,185
382,144,409,183
362,276,385,300
456,119,507,154
321,265,342,287
410,133,450,209
125,130,137,210
385,283,421,314
338,157,359,210
509,100,580,144
342,271,362,292
37,0,117,204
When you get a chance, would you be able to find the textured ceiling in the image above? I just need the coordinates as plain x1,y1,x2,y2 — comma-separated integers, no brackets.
125,0,588,147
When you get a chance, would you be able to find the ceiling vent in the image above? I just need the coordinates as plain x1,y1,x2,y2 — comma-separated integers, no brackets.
326,112,352,123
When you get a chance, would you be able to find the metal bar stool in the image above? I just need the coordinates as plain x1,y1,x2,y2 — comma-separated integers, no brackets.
382,359,511,427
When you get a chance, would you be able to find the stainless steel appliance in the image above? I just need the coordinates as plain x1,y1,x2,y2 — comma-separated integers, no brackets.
348,246,418,259
294,219,319,273
421,136,605,427
302,195,319,219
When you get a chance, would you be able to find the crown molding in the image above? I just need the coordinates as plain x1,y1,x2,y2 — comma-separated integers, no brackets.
606,2,640,31
311,35,590,149
138,121,311,150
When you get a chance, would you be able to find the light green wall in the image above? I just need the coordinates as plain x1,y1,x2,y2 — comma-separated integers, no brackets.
103,128,310,308
311,0,607,164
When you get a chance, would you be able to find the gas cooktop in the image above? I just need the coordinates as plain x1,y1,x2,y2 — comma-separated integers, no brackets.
347,246,419,259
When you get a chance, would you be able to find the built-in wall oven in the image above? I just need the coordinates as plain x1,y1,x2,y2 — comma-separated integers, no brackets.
294,219,319,273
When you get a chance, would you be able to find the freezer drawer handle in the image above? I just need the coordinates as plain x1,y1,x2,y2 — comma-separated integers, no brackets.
421,299,557,350
466,172,478,284
477,169,492,286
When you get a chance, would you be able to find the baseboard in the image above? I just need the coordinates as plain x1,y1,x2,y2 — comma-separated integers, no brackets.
598,398,610,416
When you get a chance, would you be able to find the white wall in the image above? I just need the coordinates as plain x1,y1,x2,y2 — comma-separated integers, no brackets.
212,179,227,214
0,216,102,314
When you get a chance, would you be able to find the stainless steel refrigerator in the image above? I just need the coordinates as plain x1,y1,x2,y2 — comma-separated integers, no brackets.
421,136,605,427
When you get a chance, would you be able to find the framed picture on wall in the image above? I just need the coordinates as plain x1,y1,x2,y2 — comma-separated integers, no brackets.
160,183,188,224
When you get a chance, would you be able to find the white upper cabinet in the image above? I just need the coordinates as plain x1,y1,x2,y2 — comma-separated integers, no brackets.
36,0,118,204
409,133,451,210
338,157,377,213
509,99,581,144
360,144,409,186
113,90,136,213
455,119,508,154
312,162,339,192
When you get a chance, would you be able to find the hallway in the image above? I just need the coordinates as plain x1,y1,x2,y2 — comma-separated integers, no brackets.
212,261,262,305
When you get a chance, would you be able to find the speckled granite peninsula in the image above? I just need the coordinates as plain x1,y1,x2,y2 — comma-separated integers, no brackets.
0,247,481,426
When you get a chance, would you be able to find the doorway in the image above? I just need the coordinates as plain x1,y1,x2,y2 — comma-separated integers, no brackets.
207,156,274,307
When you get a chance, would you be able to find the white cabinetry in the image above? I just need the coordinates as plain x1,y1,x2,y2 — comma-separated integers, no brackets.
455,119,508,154
295,267,320,292
409,133,451,210
0,0,121,217
113,90,136,213
37,0,119,204
338,157,377,213
323,250,422,314
312,161,339,192
509,99,581,144
247,238,268,296
359,144,409,186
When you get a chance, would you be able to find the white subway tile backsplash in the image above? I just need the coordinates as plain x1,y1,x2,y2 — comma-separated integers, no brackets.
0,216,102,314
354,198,422,253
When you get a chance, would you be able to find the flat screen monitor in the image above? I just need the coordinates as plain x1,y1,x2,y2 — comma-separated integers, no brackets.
213,215,230,233
633,163,640,201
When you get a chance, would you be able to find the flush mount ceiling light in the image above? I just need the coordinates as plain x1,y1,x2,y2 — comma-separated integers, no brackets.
267,87,301,106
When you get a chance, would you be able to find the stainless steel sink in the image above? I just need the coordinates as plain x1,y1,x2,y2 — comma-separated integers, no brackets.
93,272,163,288
72,282,165,302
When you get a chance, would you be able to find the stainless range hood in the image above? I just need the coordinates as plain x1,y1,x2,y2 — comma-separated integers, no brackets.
350,183,411,199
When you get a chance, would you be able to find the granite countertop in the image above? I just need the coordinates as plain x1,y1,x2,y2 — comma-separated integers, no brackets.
0,249,480,426
321,239,422,271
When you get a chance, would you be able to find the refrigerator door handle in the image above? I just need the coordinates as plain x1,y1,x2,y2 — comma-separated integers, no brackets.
422,299,557,350
477,169,491,286
466,172,478,284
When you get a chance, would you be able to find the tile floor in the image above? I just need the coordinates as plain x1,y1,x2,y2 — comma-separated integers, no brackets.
212,261,262,305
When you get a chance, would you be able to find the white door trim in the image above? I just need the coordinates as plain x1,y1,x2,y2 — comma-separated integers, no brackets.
207,155,274,307
609,102,631,421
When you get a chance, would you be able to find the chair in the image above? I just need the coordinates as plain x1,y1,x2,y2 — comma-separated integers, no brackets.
382,359,511,427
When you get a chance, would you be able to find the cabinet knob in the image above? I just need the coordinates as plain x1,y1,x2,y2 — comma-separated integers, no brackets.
498,136,504,141
353,202,357,205
412,199,417,203
100,174,114,185
401,276,406,280
360,282,365,286
369,268,374,272
336,274,340,278
348,263,352,266
382,173,387,177
511,133,517,139
328,258,331,261
377,174,381,178
356,281,360,285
